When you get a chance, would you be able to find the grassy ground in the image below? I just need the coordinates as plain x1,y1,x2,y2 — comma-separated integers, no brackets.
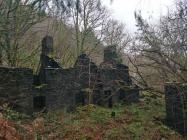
2,92,186,140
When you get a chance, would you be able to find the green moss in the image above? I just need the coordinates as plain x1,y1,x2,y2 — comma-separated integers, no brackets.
34,84,47,89
6,91,184,139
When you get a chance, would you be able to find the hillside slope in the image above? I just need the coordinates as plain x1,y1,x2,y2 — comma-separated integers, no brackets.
0,92,185,140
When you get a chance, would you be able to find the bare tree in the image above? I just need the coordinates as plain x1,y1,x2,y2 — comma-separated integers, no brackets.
0,0,46,66
103,19,131,54
130,0,187,92
66,0,109,57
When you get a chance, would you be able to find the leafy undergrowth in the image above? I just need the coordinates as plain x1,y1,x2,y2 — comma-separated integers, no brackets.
0,92,186,140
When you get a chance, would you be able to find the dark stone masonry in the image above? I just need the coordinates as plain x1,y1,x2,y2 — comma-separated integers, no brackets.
0,67,33,113
165,82,187,135
0,36,139,114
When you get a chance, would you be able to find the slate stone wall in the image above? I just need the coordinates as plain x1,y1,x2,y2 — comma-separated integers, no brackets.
165,83,187,135
117,88,139,103
104,45,118,63
0,67,33,113
44,68,79,110
41,53,139,109
0,36,140,114
74,54,98,89
116,64,132,85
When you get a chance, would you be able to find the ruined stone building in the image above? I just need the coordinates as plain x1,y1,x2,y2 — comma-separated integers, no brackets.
0,36,139,114
165,83,187,135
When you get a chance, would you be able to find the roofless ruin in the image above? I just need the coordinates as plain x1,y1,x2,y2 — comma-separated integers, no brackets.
0,36,187,136
0,36,139,113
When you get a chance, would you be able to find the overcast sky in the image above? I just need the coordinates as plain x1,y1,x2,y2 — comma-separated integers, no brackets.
102,0,174,32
